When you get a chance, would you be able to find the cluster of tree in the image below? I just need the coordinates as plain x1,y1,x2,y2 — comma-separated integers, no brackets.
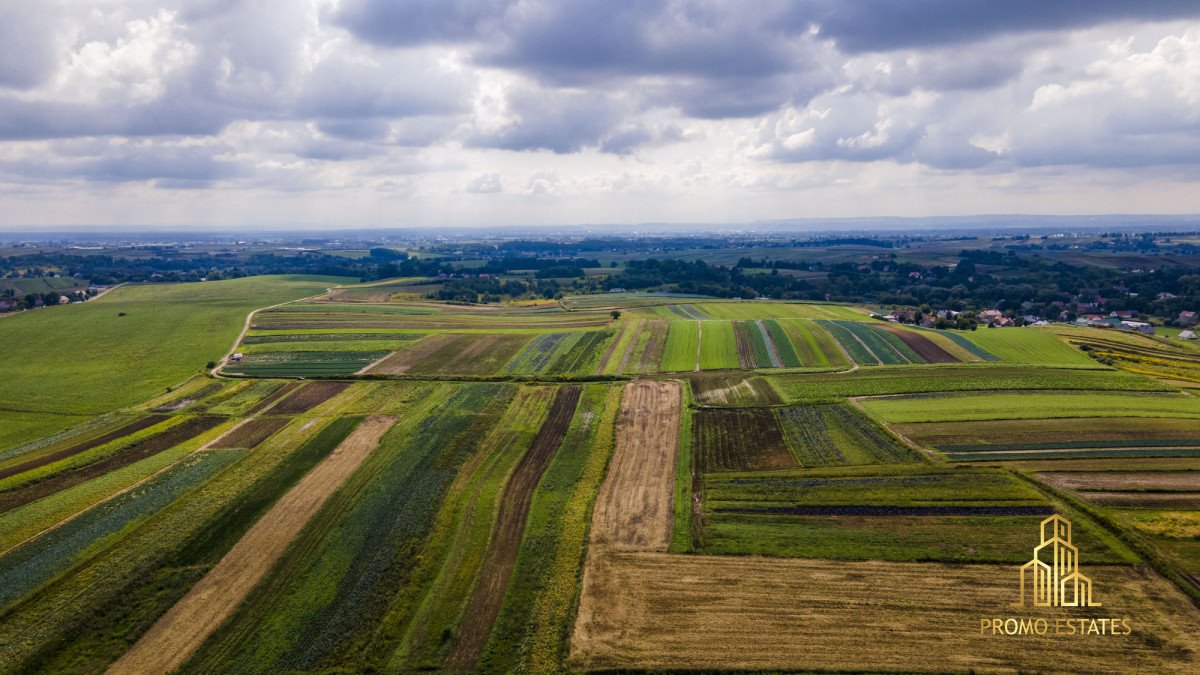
5,239,1196,322
0,248,446,286
591,251,1198,322
429,277,578,303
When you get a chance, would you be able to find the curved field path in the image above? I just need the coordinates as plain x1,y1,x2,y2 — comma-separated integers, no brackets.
107,415,396,675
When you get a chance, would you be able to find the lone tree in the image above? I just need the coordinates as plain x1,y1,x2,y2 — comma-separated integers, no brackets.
611,310,621,320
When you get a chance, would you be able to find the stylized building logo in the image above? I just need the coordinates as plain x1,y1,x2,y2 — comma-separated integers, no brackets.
1016,514,1100,607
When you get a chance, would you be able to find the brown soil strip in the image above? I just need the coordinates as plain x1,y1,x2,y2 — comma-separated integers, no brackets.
1078,491,1200,508
447,386,582,670
452,333,500,361
108,415,396,675
0,416,165,481
366,334,458,374
895,417,1200,447
207,417,291,450
570,552,1200,672
243,381,301,415
1038,471,1200,492
588,379,682,550
0,416,224,514
262,381,350,415
881,324,960,363
733,321,756,368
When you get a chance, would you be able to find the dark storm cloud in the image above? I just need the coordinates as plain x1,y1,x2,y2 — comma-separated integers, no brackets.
335,0,515,47
0,97,233,141
0,142,243,186
0,5,59,89
802,1,1200,52
341,0,821,118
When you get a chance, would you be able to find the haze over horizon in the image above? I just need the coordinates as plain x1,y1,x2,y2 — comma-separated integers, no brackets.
3,2,1200,229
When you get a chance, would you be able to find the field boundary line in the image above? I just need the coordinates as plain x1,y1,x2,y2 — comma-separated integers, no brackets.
754,320,783,368
817,321,860,372
844,327,882,365
211,287,333,378
846,397,939,462
694,320,702,372
354,351,394,375
0,417,252,559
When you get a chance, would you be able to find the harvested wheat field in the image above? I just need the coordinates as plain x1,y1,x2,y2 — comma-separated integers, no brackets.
587,379,681,550
573,380,682,663
365,334,458,374
108,415,396,675
570,552,1200,672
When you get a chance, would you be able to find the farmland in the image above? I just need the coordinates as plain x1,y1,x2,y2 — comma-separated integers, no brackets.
0,275,343,444
2,275,1200,673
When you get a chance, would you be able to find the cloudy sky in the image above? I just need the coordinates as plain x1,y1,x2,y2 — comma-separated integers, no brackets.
2,1,1200,229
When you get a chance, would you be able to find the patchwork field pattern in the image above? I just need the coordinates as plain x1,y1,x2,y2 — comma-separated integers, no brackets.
5,279,1200,673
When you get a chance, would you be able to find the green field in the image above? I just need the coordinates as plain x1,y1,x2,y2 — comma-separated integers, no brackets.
698,321,739,370
961,328,1096,365
661,320,700,372
0,276,344,438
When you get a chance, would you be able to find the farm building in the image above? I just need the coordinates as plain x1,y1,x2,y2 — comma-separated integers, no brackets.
1181,330,1197,340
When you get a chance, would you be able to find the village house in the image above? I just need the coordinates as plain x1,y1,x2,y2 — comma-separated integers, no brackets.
1179,311,1198,326
1110,310,1138,319
980,309,1003,320
1180,330,1198,340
